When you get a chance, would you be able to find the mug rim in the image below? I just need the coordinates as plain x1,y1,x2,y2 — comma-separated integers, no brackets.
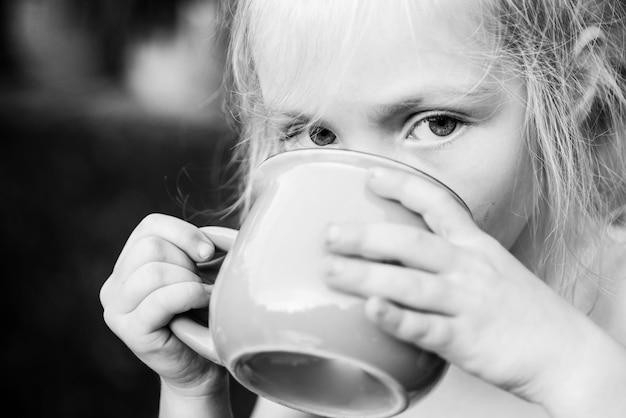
230,345,412,418
257,149,472,217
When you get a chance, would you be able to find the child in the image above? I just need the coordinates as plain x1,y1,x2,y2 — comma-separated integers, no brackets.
99,0,626,417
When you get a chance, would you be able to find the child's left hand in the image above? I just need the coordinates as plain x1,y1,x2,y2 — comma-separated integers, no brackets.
322,167,626,415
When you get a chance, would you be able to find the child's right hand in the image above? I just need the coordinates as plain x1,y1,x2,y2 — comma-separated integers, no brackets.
99,214,227,399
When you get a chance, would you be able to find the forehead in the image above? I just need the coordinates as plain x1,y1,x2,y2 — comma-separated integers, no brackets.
248,0,497,113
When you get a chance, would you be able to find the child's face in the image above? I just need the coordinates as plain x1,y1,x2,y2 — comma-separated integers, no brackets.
253,1,534,251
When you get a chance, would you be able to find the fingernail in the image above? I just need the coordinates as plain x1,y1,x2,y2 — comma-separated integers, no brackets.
326,225,341,245
197,242,213,260
369,167,386,179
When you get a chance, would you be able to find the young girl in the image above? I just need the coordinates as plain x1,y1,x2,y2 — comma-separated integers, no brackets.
99,0,626,417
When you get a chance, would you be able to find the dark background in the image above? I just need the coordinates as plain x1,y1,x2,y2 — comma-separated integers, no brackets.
1,1,256,416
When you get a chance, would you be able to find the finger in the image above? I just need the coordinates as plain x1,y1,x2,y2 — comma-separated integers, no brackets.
101,237,198,306
323,256,457,314
110,262,205,313
325,222,459,273
365,297,453,352
367,167,477,241
199,226,237,252
131,281,213,334
116,235,200,279
116,214,216,269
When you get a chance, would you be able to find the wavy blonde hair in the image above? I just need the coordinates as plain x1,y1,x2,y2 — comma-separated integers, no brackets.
217,0,626,300
484,0,626,298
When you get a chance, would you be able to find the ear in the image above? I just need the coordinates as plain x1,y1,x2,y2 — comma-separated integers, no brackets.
572,26,606,121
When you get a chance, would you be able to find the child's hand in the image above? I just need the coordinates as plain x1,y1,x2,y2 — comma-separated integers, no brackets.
99,214,227,399
322,168,620,412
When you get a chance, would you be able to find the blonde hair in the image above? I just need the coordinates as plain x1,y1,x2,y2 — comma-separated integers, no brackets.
217,0,626,299
483,0,626,298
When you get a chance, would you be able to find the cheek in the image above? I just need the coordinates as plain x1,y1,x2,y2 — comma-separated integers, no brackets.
467,153,535,249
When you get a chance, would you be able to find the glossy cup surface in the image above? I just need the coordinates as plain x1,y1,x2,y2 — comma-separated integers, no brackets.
211,149,467,417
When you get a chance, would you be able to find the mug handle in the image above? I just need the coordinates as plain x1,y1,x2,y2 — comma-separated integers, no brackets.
169,226,238,366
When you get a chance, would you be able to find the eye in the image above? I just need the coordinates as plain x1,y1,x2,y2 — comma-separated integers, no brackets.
278,122,338,147
309,126,337,146
406,114,466,143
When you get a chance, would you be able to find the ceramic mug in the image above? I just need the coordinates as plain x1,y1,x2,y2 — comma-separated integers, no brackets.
170,149,470,418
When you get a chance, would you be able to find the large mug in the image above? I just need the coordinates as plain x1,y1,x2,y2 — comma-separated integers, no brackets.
171,149,470,418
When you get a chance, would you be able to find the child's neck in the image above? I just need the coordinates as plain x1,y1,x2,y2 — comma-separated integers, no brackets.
508,223,536,272
508,223,601,314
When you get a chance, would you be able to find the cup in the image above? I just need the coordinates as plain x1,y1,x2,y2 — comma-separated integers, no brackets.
171,149,470,418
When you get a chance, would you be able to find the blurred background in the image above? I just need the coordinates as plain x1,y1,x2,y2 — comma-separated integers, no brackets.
1,0,256,416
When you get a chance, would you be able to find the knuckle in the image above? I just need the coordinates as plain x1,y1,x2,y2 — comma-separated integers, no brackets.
337,226,368,255
440,273,463,299
366,264,396,293
349,227,366,251
398,178,416,207
406,273,433,302
137,237,168,262
434,322,454,348
170,281,200,312
457,262,498,301
450,243,470,264
174,223,197,247
403,285,422,306
401,315,429,341
138,213,163,230
465,250,496,279
140,261,166,283
428,183,453,207
153,286,174,312
99,277,111,307
398,272,423,301
405,228,427,250
421,211,443,236
102,308,119,330
349,260,370,290
449,246,488,274
384,310,404,334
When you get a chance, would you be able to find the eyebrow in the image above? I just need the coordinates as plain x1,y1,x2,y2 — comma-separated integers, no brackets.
371,85,501,122
267,83,503,129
